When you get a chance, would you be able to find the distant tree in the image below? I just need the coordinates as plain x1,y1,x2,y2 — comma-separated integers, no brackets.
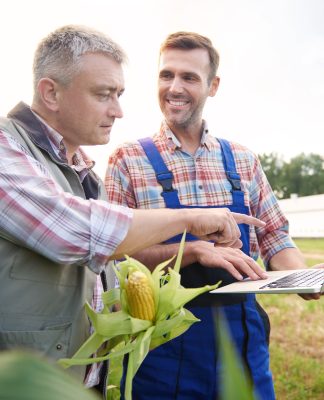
283,153,324,198
258,152,285,198
259,152,324,199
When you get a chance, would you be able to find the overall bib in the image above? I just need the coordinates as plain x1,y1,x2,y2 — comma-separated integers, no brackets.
125,138,275,400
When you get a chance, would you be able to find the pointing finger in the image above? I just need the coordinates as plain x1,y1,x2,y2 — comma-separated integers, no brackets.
231,212,266,228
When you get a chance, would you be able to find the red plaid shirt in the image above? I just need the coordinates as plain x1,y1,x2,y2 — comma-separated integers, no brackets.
105,121,295,266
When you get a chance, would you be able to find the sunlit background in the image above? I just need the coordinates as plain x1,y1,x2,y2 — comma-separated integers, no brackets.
1,0,324,177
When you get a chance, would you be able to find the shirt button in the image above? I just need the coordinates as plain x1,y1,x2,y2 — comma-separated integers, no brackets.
198,185,203,190
56,344,63,350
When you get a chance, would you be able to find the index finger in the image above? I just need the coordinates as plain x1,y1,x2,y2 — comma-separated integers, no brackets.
231,212,266,228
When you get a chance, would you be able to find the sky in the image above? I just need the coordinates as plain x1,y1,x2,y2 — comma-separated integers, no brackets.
1,0,324,178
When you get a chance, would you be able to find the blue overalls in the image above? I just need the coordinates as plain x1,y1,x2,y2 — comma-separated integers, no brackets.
125,138,275,400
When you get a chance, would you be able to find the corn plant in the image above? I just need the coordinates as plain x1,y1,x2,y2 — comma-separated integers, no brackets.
59,232,220,400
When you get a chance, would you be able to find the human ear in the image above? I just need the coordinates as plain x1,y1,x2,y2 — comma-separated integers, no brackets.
209,76,220,97
36,78,59,111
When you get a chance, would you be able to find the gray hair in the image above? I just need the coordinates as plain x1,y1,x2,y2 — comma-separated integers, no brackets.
33,24,127,94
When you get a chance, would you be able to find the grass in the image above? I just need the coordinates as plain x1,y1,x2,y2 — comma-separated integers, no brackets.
293,238,324,253
257,237,324,400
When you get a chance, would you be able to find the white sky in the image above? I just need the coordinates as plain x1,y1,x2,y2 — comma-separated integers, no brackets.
1,0,324,178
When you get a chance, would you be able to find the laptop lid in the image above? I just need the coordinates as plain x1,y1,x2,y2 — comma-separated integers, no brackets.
210,269,324,294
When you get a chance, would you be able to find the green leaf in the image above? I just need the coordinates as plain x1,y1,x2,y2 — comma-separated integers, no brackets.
173,230,186,273
86,305,152,337
59,339,138,368
169,282,221,310
129,326,155,377
124,327,155,400
59,332,105,367
118,257,153,282
215,311,257,400
101,288,121,309
107,341,126,400
0,351,99,400
150,308,199,350
157,275,220,320
151,257,174,304
152,308,194,338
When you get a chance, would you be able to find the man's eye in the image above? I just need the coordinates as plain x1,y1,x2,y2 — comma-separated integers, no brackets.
98,93,110,100
160,72,172,80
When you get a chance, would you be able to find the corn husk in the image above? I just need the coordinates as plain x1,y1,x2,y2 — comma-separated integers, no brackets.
58,232,220,399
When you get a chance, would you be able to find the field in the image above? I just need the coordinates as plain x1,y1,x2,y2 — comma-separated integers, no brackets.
257,238,324,400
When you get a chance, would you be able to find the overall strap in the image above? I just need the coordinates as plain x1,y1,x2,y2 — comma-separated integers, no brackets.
217,138,245,206
138,137,181,207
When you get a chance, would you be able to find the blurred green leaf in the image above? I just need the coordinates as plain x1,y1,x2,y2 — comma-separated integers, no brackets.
0,350,99,400
215,311,257,400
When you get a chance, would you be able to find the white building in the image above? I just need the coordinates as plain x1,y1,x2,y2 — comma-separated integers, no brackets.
278,194,324,238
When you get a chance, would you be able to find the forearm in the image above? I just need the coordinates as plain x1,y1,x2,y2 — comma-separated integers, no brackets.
268,247,306,271
130,241,199,271
112,209,188,260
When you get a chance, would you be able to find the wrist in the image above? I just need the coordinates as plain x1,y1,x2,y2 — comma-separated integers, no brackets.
180,209,194,233
183,241,200,265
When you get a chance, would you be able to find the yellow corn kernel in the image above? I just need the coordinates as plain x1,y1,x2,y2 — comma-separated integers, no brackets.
125,271,155,321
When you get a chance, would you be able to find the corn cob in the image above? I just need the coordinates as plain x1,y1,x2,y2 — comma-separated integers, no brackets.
125,270,155,321
60,232,222,400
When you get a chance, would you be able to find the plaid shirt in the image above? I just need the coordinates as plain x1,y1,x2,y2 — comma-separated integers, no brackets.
105,121,295,266
0,118,133,387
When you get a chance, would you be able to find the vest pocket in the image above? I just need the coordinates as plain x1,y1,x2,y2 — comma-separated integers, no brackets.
9,247,78,286
0,322,72,359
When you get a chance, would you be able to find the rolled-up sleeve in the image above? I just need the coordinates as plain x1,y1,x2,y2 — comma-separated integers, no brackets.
0,130,133,273
249,154,295,265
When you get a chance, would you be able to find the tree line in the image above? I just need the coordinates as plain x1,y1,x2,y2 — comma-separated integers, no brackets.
258,152,324,199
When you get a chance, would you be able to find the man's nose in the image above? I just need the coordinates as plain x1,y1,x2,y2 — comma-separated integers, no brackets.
169,77,184,93
108,99,123,119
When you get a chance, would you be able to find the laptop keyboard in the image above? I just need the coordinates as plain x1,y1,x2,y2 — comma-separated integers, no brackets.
260,269,324,289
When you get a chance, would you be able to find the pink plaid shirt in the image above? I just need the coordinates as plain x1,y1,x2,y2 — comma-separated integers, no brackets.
0,120,132,387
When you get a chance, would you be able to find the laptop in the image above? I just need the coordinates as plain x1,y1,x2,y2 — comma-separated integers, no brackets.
210,268,324,294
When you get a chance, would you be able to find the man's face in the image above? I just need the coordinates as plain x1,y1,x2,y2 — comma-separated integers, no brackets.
55,53,125,150
158,48,218,131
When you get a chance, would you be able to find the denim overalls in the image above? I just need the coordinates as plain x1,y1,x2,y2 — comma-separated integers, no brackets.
125,137,275,400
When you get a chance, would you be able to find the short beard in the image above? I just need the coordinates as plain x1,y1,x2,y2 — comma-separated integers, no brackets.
169,106,202,131
171,117,192,131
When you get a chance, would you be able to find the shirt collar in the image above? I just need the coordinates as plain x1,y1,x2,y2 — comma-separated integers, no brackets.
31,111,95,175
160,120,213,152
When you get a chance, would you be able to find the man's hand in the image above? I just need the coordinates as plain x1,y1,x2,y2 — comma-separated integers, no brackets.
187,208,265,247
186,240,268,281
113,207,265,261
269,250,324,301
